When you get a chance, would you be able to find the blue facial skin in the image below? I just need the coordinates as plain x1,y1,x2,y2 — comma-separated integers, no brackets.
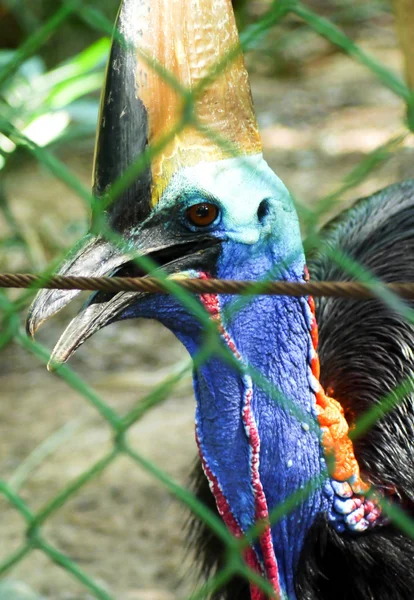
121,156,331,598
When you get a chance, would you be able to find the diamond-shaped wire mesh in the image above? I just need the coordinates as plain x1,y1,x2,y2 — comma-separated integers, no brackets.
1,1,414,598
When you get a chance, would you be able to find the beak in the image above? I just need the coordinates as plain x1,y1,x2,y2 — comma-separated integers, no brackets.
26,236,130,338
26,215,221,370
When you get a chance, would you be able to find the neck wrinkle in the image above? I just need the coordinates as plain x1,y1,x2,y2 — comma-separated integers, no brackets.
196,281,281,599
193,281,330,599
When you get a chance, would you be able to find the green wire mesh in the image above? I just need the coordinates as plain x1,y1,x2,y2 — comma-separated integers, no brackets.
1,1,414,598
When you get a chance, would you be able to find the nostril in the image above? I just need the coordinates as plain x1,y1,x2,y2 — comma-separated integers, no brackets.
257,199,270,223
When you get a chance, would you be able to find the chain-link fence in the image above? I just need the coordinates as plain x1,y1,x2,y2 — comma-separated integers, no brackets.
1,0,414,598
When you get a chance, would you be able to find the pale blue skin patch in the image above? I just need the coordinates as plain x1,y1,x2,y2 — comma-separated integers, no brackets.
156,154,303,260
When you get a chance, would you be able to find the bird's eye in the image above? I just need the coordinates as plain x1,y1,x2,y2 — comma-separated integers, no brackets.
186,203,219,227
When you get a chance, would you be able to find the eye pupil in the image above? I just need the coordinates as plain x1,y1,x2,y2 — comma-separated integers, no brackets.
196,205,210,218
186,203,219,227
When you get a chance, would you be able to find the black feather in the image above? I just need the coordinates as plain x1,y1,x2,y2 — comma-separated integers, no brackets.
296,517,414,600
298,181,414,599
308,180,414,504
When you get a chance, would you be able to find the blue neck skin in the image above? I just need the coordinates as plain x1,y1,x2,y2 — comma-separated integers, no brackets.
126,241,331,599
195,244,330,598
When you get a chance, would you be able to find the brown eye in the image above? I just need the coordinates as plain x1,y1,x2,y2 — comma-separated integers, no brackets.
186,203,219,227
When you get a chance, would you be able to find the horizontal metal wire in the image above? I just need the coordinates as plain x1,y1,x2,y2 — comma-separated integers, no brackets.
1,273,414,298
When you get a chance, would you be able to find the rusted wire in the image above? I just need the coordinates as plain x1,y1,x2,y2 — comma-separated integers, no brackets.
1,272,414,298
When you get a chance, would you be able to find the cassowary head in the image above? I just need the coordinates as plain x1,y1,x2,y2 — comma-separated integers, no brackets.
27,0,304,371
26,1,364,599
27,0,304,340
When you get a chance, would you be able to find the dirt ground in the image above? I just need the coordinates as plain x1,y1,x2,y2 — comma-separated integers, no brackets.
1,9,414,600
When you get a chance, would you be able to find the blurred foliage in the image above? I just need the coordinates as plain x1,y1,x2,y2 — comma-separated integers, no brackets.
0,33,109,272
0,0,116,61
0,38,108,170
0,1,391,63
243,0,392,76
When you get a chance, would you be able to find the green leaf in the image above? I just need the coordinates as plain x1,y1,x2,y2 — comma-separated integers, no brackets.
45,72,104,109
42,37,110,89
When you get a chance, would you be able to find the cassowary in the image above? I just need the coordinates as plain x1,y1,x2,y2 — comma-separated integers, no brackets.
26,0,414,598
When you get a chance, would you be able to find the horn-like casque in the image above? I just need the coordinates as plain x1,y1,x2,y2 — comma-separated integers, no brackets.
98,0,262,217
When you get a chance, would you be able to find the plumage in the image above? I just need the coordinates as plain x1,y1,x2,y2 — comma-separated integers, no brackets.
26,1,414,598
